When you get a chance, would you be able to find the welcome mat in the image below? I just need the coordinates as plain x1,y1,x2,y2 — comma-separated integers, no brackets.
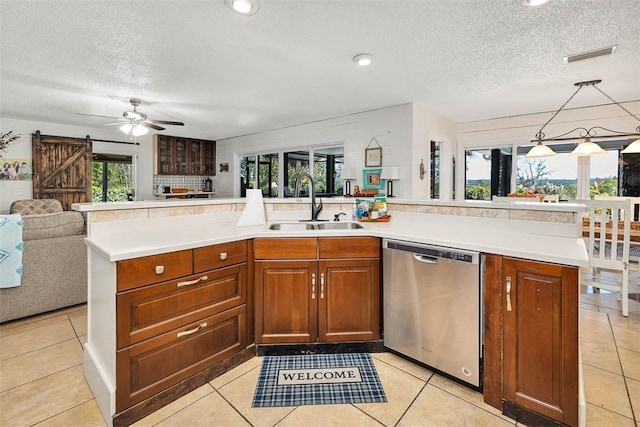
252,353,387,407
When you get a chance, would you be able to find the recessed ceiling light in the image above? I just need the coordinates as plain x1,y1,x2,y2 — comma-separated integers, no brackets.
226,0,259,16
520,0,550,6
353,53,375,68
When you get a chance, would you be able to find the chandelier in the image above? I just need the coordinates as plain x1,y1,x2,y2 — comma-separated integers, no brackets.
525,80,640,158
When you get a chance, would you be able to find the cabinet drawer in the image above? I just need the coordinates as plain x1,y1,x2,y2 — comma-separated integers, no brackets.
318,237,380,259
254,238,317,259
116,264,246,348
116,305,246,412
117,250,193,292
194,240,247,273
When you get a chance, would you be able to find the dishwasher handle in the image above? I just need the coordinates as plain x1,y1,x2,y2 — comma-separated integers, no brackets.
413,253,439,264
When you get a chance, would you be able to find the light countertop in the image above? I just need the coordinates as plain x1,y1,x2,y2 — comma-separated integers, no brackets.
83,212,589,267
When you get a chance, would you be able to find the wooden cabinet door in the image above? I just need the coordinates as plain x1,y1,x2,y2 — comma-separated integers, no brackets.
318,259,380,342
156,135,174,175
503,258,578,426
174,138,189,175
203,141,216,176
255,260,317,344
189,140,203,175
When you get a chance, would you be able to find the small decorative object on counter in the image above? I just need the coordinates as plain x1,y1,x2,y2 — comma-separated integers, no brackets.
355,196,391,222
204,177,213,192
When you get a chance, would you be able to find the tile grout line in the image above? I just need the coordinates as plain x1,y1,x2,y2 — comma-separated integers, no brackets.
0,334,80,363
0,361,84,395
606,313,638,424
148,384,216,427
28,398,98,427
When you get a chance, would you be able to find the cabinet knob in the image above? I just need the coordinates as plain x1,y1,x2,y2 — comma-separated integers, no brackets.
155,265,165,275
219,252,228,260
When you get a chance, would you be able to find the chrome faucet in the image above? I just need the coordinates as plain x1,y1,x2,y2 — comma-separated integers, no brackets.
294,172,323,221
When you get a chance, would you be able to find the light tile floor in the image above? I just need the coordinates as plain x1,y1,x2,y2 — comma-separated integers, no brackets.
1,292,638,426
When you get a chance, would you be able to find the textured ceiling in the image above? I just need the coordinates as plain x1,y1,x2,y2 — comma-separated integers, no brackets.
1,0,639,140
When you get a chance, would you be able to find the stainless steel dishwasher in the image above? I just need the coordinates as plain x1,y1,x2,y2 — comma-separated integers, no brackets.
383,239,483,389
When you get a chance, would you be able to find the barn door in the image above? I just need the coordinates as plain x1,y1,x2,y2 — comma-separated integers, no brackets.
32,131,92,210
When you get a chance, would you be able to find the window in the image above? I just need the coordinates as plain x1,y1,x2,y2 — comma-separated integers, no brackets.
240,145,344,198
465,147,512,200
92,153,134,202
284,150,309,197
515,152,577,200
430,141,440,199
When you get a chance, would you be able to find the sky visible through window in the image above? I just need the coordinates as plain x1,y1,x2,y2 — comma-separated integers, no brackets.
466,150,619,180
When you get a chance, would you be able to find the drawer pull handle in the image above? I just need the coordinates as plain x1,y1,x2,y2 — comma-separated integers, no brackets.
219,252,228,260
506,276,512,312
320,273,325,299
177,276,208,287
155,265,165,275
176,322,207,338
311,273,316,299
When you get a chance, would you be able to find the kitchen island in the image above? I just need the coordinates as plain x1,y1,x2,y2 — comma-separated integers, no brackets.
74,198,588,426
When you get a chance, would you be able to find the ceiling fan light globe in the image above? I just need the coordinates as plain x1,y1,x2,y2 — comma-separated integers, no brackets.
119,123,149,136
132,125,149,136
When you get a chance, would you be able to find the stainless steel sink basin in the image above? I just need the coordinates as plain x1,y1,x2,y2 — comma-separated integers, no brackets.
316,222,364,230
268,223,316,231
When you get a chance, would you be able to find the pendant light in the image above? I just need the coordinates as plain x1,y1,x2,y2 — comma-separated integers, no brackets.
525,80,640,158
621,137,640,154
569,138,606,156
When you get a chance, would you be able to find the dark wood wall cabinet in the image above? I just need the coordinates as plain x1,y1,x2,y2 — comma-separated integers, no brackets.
254,237,381,344
484,254,578,427
115,240,249,413
154,135,216,176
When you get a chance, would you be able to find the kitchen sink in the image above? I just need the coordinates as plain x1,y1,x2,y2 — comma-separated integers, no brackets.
267,222,364,231
316,222,364,230
268,223,316,231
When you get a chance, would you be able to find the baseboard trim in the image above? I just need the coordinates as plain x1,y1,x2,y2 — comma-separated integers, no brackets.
257,340,385,356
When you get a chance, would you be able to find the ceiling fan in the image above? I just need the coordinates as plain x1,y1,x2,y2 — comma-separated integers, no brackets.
77,98,184,137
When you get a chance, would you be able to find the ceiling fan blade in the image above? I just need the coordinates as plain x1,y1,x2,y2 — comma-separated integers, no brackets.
104,121,127,126
146,119,185,126
141,122,165,131
76,113,121,120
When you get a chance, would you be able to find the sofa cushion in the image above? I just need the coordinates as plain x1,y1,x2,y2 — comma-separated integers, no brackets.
22,211,85,240
10,199,63,215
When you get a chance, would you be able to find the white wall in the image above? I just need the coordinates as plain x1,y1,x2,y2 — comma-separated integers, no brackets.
410,103,458,200
216,103,458,200
0,117,155,213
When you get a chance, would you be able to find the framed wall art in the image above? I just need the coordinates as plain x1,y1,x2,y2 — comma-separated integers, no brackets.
362,168,385,190
365,137,382,167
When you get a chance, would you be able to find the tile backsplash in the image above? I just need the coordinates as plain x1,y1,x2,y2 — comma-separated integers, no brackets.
152,175,213,192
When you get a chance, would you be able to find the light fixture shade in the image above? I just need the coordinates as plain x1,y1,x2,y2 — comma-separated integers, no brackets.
621,138,640,154
120,123,149,136
341,167,357,180
569,139,606,156
525,142,556,158
380,166,400,180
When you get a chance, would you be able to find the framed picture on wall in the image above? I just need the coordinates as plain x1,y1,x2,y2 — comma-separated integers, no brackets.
362,168,385,190
365,137,382,167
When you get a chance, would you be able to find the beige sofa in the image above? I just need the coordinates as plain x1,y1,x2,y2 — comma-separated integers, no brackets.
0,199,87,323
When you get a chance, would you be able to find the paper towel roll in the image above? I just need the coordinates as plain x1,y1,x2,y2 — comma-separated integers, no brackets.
236,189,266,227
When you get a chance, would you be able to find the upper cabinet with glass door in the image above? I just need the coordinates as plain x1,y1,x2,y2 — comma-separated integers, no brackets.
154,135,216,176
